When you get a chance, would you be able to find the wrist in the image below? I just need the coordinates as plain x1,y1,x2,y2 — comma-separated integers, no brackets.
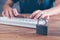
3,5,12,10
43,10,52,16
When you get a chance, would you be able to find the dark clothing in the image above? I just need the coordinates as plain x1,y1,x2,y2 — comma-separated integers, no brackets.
12,0,55,13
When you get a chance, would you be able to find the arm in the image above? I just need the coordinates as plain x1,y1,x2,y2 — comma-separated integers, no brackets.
3,0,19,8
2,0,23,18
3,0,13,10
43,0,60,16
29,0,60,19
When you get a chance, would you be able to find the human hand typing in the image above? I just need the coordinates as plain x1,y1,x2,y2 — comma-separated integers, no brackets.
2,7,24,18
28,10,49,20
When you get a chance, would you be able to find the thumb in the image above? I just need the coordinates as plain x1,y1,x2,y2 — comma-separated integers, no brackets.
44,16,50,20
40,15,50,22
12,8,19,16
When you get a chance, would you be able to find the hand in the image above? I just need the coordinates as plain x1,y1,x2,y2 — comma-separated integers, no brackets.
29,10,49,20
2,7,24,18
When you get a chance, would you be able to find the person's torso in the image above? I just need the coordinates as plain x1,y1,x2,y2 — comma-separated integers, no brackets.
18,0,55,13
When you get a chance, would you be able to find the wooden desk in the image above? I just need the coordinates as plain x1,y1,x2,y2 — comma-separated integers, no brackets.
0,14,60,40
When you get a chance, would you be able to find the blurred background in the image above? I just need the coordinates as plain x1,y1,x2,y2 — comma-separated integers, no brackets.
0,0,20,14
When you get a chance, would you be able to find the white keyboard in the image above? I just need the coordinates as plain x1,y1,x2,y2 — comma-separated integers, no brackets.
0,17,47,28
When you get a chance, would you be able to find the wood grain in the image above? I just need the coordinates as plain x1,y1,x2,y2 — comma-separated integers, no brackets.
0,14,60,40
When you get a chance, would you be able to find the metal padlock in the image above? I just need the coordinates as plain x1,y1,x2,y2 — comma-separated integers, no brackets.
36,18,48,35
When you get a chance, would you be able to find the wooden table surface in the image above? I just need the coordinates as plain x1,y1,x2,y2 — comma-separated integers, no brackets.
0,14,60,40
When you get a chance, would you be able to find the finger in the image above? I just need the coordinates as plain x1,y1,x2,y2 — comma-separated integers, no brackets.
5,10,10,17
45,16,50,20
34,13,42,19
2,11,6,17
12,8,24,18
29,10,41,18
44,16,50,22
12,8,19,16
8,10,14,18
40,15,50,20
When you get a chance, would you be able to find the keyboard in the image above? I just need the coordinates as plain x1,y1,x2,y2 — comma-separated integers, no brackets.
0,17,47,28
